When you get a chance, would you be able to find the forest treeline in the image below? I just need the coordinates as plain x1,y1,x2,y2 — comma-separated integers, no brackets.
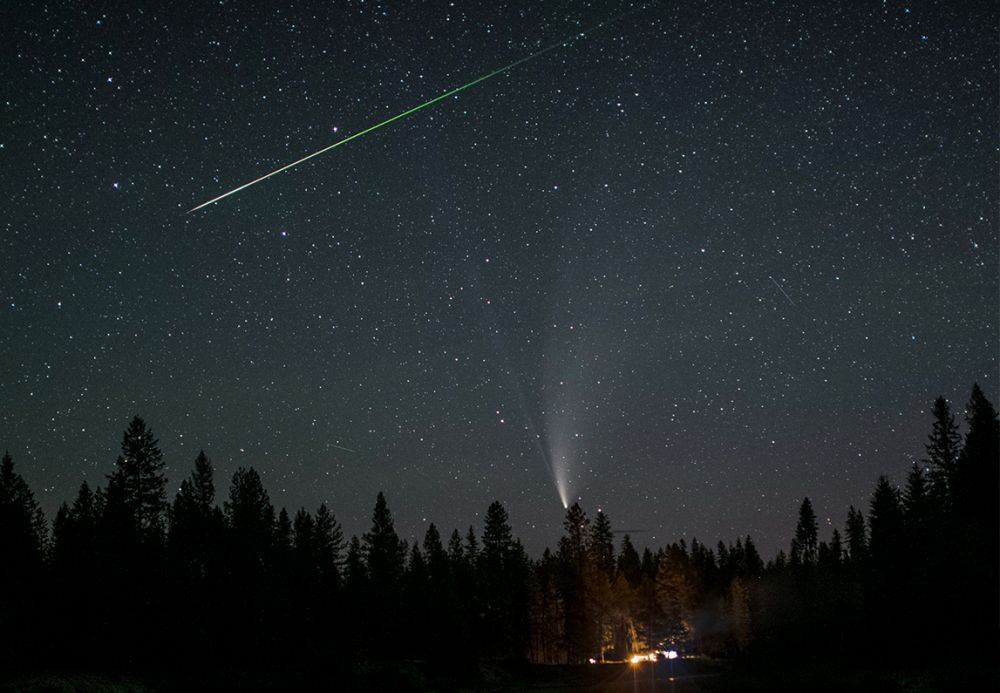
0,384,996,677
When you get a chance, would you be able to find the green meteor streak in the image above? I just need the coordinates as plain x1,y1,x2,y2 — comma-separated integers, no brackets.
188,8,639,213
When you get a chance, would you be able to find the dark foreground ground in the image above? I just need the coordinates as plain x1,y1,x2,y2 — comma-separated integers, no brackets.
2,658,997,692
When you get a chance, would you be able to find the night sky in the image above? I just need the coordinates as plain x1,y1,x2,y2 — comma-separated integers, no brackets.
2,0,996,557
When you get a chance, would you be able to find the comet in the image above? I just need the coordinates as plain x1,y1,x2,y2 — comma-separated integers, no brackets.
187,6,647,213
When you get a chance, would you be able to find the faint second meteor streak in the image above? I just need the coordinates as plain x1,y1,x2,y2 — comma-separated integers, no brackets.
769,275,795,306
188,7,645,213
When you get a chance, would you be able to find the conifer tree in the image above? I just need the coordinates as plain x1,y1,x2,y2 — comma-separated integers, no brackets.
791,497,818,566
903,464,932,536
423,523,449,586
844,505,867,563
828,528,843,565
656,543,697,644
363,492,403,591
169,451,220,580
344,535,366,592
924,396,961,503
868,476,903,565
955,384,999,533
0,452,47,563
558,503,592,662
587,511,616,660
589,511,615,580
225,467,275,572
464,525,479,566
617,534,642,587
108,417,167,542
742,536,764,575
292,507,314,579
479,501,529,658
314,503,344,588
0,453,46,664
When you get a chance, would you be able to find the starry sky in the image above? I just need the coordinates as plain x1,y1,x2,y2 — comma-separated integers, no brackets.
2,0,996,557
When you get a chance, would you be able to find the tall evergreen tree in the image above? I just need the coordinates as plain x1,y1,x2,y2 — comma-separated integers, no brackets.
423,523,449,586
586,511,616,660
293,508,315,579
361,492,403,652
656,543,697,644
955,384,999,531
902,464,933,536
344,535,366,594
828,528,843,565
844,505,867,563
617,534,642,587
558,503,592,662
791,497,818,566
954,384,1000,643
225,467,275,568
0,452,47,562
447,528,464,564
108,417,168,542
924,396,961,503
464,525,479,566
313,503,344,589
742,536,764,575
588,511,615,580
479,501,529,658
421,523,450,658
0,453,46,665
868,476,903,566
168,451,220,580
363,492,403,591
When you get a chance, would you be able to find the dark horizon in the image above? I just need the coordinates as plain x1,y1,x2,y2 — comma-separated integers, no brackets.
0,391,991,562
0,382,996,690
1,381,994,561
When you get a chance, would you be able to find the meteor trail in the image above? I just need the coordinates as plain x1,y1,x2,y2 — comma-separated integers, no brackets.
769,276,796,306
188,7,645,213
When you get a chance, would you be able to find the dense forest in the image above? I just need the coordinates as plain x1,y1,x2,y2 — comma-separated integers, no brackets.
0,384,996,686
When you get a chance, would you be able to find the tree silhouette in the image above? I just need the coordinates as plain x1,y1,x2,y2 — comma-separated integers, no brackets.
955,383,999,534
221,466,275,657
656,543,697,645
225,467,275,563
953,384,1000,645
558,503,593,662
361,492,403,653
0,452,47,664
2,383,997,677
868,477,903,564
844,505,867,563
0,452,47,563
924,396,961,504
791,497,818,566
363,492,403,591
586,511,616,660
314,503,344,590
478,501,530,658
168,451,221,582
108,416,168,543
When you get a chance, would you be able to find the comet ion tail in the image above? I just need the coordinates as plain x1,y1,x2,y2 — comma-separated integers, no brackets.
187,7,646,213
